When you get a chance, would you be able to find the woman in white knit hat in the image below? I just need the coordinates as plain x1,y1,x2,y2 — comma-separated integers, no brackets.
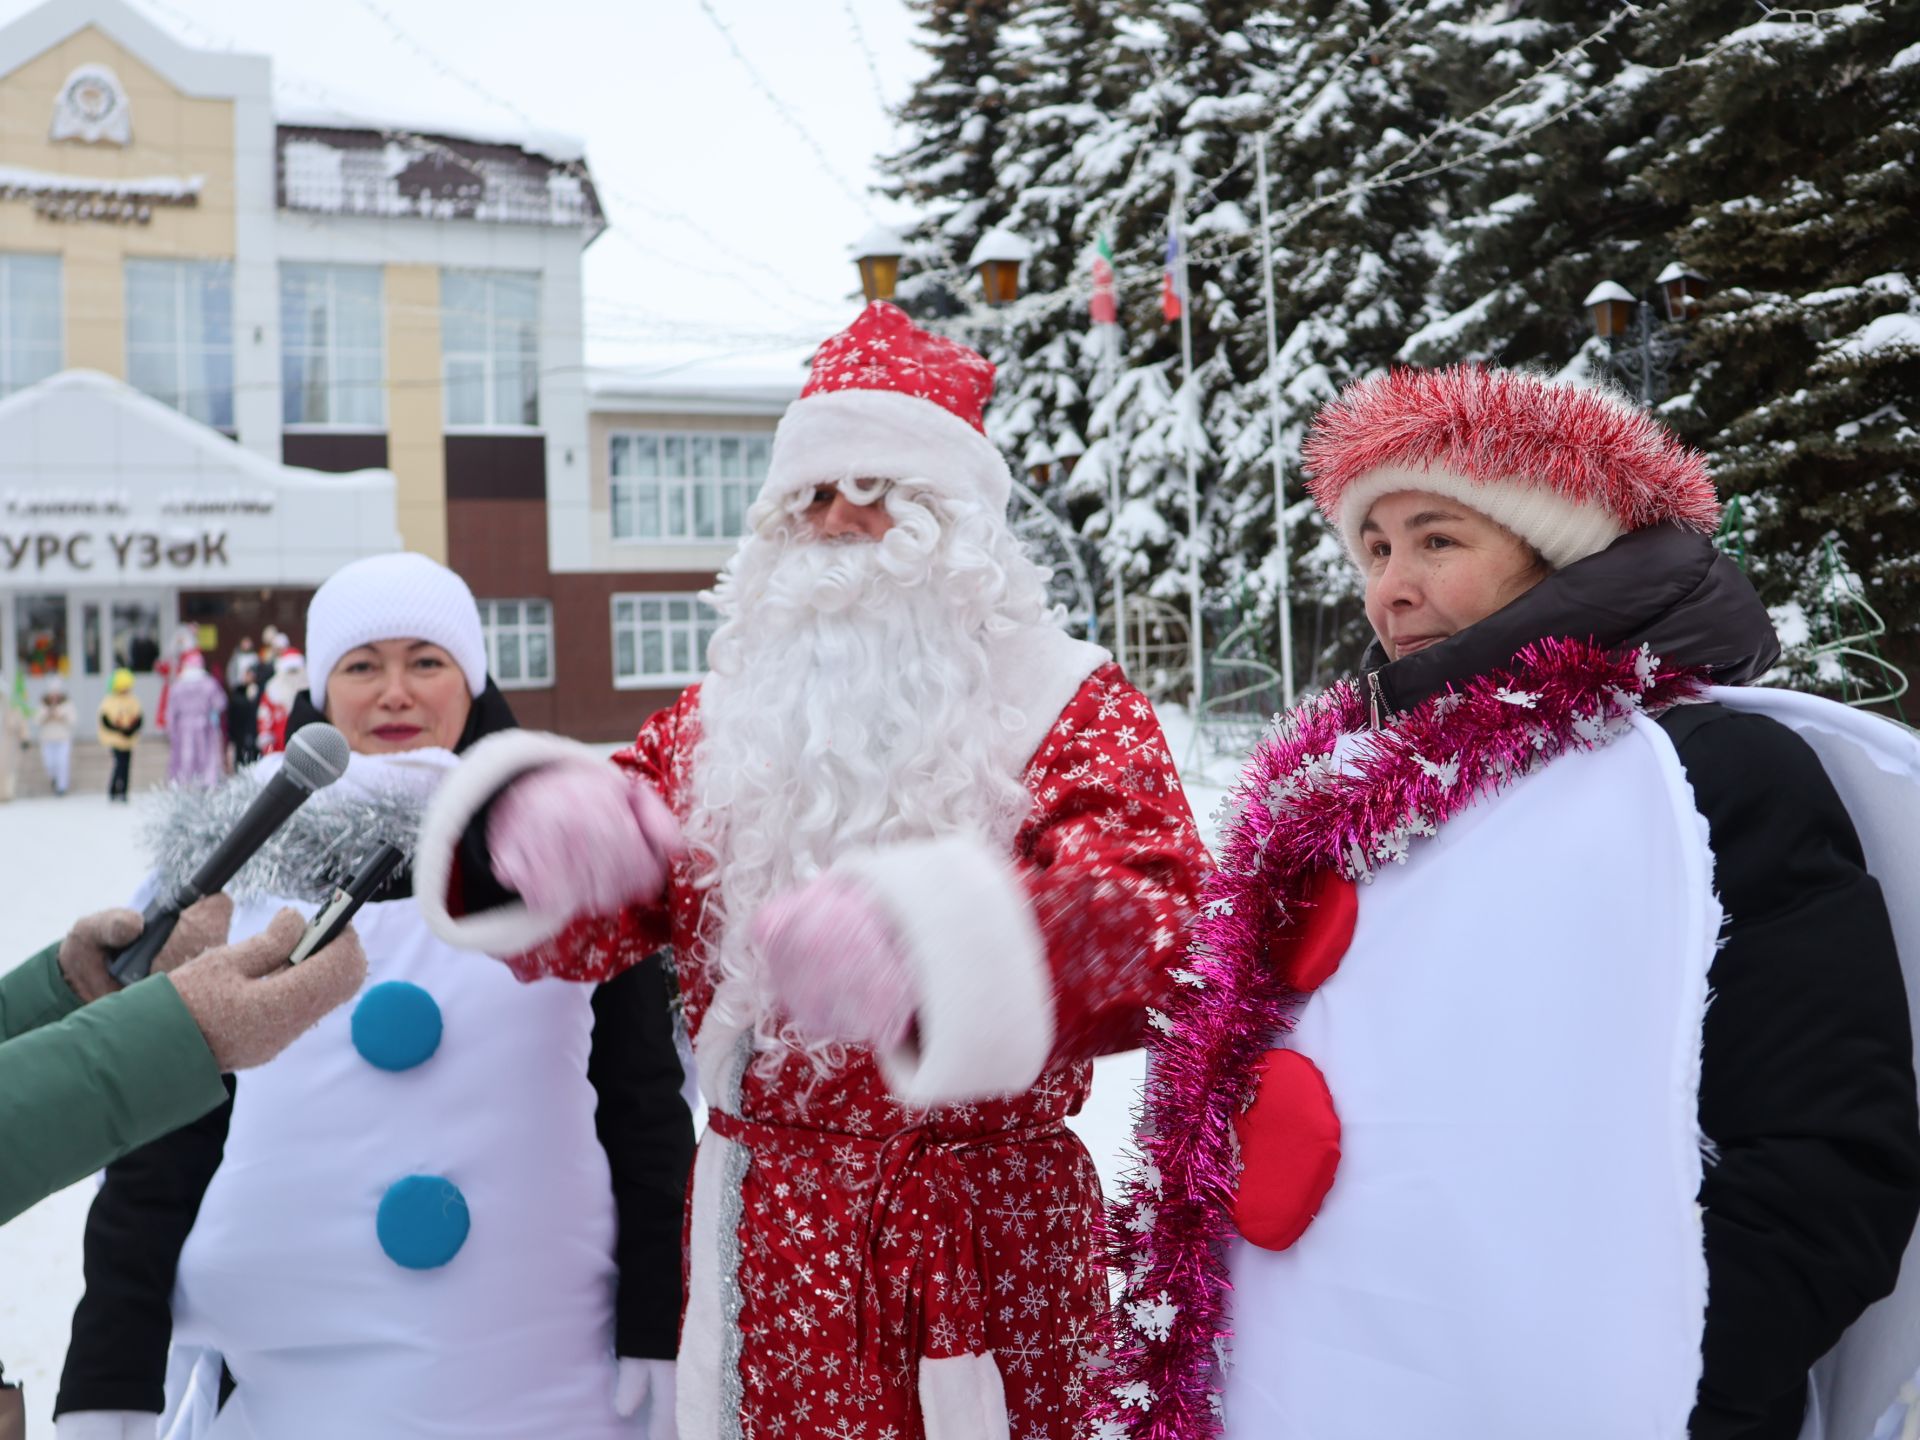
1098,366,1920,1440
58,552,693,1440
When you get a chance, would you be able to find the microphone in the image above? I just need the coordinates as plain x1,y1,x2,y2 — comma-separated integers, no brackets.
109,724,352,984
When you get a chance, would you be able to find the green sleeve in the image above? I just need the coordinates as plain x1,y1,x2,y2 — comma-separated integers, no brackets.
0,944,81,1043
0,975,227,1225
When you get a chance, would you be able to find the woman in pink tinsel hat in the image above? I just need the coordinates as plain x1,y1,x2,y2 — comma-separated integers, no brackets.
1097,366,1920,1440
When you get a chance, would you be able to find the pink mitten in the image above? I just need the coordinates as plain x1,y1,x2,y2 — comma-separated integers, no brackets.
488,763,683,920
753,876,916,1052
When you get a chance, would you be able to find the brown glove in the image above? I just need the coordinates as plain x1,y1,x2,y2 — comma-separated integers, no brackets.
58,893,235,1003
165,909,368,1072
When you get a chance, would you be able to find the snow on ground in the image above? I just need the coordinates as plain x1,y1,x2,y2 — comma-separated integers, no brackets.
0,703,1243,1434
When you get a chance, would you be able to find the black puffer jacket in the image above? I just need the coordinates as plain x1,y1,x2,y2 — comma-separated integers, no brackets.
1367,525,1920,1440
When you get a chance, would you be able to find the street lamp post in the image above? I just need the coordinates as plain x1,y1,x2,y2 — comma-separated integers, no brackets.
1582,262,1707,408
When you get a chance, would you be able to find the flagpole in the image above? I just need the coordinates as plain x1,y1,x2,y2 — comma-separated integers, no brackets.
1255,135,1296,709
1106,325,1127,676
1175,170,1204,716
1092,233,1127,677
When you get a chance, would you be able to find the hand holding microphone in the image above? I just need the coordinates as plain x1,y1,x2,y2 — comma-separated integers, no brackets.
59,894,235,1002
166,910,367,1072
109,724,351,984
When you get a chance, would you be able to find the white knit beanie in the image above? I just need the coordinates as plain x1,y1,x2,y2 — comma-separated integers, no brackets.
306,552,488,712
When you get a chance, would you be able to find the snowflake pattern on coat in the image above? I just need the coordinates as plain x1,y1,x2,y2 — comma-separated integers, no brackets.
509,663,1211,1440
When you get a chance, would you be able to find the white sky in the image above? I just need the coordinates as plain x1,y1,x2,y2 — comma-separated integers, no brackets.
5,0,930,375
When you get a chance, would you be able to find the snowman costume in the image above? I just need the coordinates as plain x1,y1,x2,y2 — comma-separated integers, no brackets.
58,556,692,1440
1098,368,1920,1440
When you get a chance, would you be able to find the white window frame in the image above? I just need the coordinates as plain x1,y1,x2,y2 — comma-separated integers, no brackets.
0,253,62,398
476,598,554,690
441,269,541,432
609,430,771,544
611,592,719,689
280,262,386,430
125,258,235,428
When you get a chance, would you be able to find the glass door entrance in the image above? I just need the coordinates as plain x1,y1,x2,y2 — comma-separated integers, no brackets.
3,590,176,732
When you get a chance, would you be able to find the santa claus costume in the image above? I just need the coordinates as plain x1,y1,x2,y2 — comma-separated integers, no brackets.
418,302,1212,1440
253,651,304,756
1096,367,1920,1440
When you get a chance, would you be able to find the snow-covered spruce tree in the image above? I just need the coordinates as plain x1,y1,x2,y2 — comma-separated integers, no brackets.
1643,0,1920,685
1397,1,1678,375
880,0,1029,297
1192,0,1457,690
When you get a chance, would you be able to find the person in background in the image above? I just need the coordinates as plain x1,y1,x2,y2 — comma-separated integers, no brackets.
154,627,201,736
166,656,226,788
224,638,255,691
0,692,27,805
36,681,76,797
226,641,266,769
97,670,142,803
253,651,304,757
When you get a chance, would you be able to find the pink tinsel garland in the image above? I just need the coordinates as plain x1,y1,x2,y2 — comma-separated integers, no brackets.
1092,637,1702,1440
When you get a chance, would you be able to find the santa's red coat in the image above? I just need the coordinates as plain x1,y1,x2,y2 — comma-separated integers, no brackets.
442,659,1209,1440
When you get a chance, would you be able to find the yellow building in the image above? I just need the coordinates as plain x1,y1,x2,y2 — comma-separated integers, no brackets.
0,0,612,732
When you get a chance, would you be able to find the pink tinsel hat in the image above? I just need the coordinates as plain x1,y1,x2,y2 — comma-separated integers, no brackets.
1303,365,1721,570
760,301,1011,513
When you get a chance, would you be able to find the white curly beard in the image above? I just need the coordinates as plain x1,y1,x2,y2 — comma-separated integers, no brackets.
685,483,1057,1071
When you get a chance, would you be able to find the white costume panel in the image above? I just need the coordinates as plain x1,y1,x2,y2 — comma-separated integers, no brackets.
1223,719,1719,1439
159,750,626,1439
1710,690,1920,1440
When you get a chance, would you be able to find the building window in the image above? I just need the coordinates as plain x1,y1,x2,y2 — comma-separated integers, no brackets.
0,254,61,397
126,258,234,428
612,593,719,687
442,270,538,428
610,432,771,542
282,263,385,427
477,599,553,689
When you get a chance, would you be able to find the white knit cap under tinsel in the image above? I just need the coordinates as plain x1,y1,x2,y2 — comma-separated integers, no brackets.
305,552,487,712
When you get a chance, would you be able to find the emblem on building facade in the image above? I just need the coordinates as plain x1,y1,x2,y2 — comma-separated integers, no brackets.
50,63,132,145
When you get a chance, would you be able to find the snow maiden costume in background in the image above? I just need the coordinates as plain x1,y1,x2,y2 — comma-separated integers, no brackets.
57,557,695,1440
1097,368,1920,1440
417,302,1213,1440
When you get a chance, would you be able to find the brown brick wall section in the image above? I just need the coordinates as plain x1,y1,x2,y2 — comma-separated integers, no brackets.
447,494,715,743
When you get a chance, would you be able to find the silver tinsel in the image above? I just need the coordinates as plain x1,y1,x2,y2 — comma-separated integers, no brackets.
141,773,424,904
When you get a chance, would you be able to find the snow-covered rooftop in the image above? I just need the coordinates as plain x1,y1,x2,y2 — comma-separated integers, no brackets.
588,347,812,418
273,97,585,166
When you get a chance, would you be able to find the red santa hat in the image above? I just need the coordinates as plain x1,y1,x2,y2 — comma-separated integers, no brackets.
1303,365,1721,570
760,301,1011,515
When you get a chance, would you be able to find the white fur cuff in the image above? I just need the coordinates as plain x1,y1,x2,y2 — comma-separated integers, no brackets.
835,835,1053,1106
414,729,619,957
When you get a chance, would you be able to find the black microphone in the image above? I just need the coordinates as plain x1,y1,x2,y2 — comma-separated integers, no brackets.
109,724,352,983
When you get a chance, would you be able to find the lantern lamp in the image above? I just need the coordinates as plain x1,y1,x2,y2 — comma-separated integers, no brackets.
851,224,908,305
1583,280,1637,341
1656,262,1708,323
969,228,1035,307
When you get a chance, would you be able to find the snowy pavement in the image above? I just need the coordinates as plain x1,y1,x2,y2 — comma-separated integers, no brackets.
0,706,1239,1435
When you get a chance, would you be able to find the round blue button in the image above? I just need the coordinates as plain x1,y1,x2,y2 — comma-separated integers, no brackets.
376,1175,470,1270
350,981,443,1072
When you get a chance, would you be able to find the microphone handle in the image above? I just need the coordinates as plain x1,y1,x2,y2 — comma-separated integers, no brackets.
107,890,193,984
107,769,310,984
